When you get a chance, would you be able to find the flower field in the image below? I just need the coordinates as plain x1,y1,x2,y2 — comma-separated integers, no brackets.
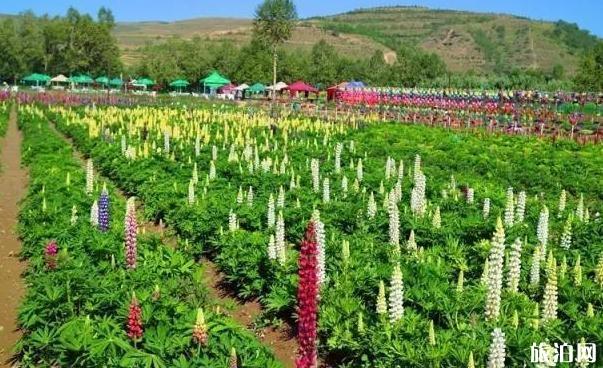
11,102,603,367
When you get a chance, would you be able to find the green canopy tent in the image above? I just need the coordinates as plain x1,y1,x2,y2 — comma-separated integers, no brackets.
70,75,94,87
200,71,230,94
95,76,110,87
109,78,123,88
169,79,190,93
246,83,266,98
132,78,155,90
21,73,51,87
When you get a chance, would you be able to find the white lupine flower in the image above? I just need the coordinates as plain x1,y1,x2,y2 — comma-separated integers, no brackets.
323,177,330,203
487,328,506,368
542,258,558,322
573,254,583,286
211,145,218,161
163,130,170,153
277,186,285,208
334,143,342,174
267,234,276,260
388,263,404,322
537,206,549,255
560,216,572,249
311,158,320,192
349,140,355,153
575,338,591,368
367,192,377,219
86,159,94,195
413,154,421,183
267,194,276,228
312,210,326,284
397,160,404,181
485,217,505,321
576,193,584,221
341,239,350,265
192,162,198,185
188,180,196,205
530,245,541,287
432,206,441,229
341,175,348,197
504,187,514,227
90,200,99,226
247,186,254,206
449,175,456,190
352,178,360,193
228,210,237,232
584,208,590,223
194,135,200,157
481,257,490,285
70,205,78,225
236,187,243,204
376,280,387,315
557,189,566,218
466,188,474,204
410,171,426,216
388,194,400,246
515,191,526,223
385,157,395,180
407,230,417,251
394,180,402,202
209,161,216,180
356,159,363,182
507,238,522,293
121,135,127,153
379,180,385,195
275,211,286,265
483,198,491,219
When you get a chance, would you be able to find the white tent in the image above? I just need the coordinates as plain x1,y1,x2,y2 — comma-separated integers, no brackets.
50,74,69,83
234,83,249,91
267,81,288,91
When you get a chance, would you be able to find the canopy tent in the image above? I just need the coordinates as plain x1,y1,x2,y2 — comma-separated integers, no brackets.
131,78,155,89
109,78,123,87
50,74,69,83
70,75,94,85
169,79,190,92
327,82,350,101
200,71,230,93
95,76,110,86
286,81,318,97
266,81,288,91
219,83,236,93
22,73,51,86
247,83,266,94
234,83,249,91
347,80,365,88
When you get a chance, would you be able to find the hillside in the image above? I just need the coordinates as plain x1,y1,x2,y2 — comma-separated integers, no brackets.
113,18,392,66
309,6,600,75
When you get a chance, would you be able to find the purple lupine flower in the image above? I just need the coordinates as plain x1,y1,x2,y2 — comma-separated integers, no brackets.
98,185,110,232
45,240,58,270
124,198,137,269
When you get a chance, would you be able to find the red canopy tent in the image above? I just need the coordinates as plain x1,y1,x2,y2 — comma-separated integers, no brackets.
327,82,349,101
286,81,318,97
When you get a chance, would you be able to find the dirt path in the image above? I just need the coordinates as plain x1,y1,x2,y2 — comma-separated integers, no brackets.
0,105,28,366
50,122,298,368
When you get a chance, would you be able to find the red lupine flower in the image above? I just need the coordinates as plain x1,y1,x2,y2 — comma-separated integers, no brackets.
295,221,319,368
126,293,143,342
45,240,58,270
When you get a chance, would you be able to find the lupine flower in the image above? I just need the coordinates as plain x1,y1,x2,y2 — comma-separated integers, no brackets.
410,171,426,217
388,263,404,322
485,217,505,321
45,240,58,270
126,293,143,342
85,159,94,195
559,256,567,280
385,156,394,180
312,210,326,285
367,192,377,219
560,215,572,249
229,347,238,368
586,303,594,318
536,206,549,255
413,154,421,183
310,158,320,193
432,207,441,229
124,198,137,269
376,280,387,316
515,191,526,223
209,161,216,180
407,230,417,251
70,205,78,225
334,143,342,174
397,160,404,180
576,193,584,221
247,186,254,206
357,312,365,334
467,352,475,368
573,254,582,286
188,180,196,205
267,234,276,260
531,303,540,330
542,257,558,322
557,189,566,217
507,238,522,293
511,310,519,329
192,308,208,346
466,188,474,204
163,130,170,153
341,239,350,266
211,145,218,161
356,159,363,182
394,180,402,202
487,328,506,368
481,256,490,285
483,198,491,219
456,270,464,293
529,245,541,287
267,194,275,228
228,209,237,232
504,187,514,227
341,176,348,197
98,185,110,232
277,186,284,208
192,162,198,184
595,253,603,287
388,194,400,247
295,221,319,368
322,177,330,203
276,211,286,265
379,180,385,195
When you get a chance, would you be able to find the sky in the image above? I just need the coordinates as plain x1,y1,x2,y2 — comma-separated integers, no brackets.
2,0,602,37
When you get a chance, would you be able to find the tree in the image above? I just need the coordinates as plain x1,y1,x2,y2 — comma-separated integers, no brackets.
98,7,115,27
253,0,297,105
574,42,603,92
309,40,337,85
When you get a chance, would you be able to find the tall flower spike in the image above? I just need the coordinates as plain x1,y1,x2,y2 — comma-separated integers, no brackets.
560,215,572,249
44,240,58,270
267,194,276,228
428,320,436,346
268,234,276,260
275,211,286,265
557,189,566,218
388,263,404,323
124,197,138,269
487,328,506,368
236,186,243,204
98,184,110,232
483,198,491,219
536,206,549,255
485,217,505,321
515,190,526,223
310,158,320,193
334,143,342,174
541,257,558,322
356,158,363,182
388,194,400,247
85,158,94,195
247,186,254,206
504,187,514,227
576,193,584,221
367,192,377,219
277,186,284,208
126,292,143,342
322,177,330,203
376,280,387,316
432,207,441,229
407,230,417,251
410,170,426,217
594,252,603,287
466,188,474,204
295,221,319,368
507,238,522,293
341,175,348,197
529,245,541,287
573,254,582,286
70,205,78,225
228,210,237,232
456,270,464,293
188,180,196,205
192,308,208,346
312,210,326,285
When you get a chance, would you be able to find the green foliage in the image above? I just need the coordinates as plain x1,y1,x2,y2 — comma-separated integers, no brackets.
551,20,599,53
574,42,603,92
